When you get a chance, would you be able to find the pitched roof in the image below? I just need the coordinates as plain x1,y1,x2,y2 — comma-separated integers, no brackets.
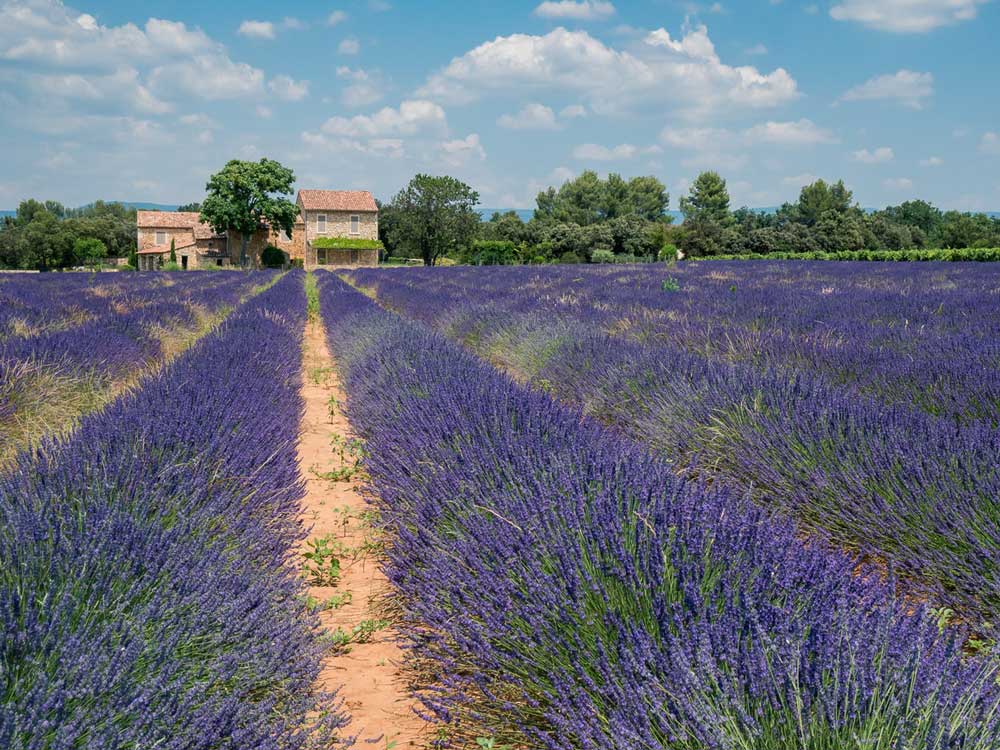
136,210,204,229
298,190,378,212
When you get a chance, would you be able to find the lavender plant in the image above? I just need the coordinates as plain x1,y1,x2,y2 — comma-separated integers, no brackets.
316,271,1000,750
0,271,349,749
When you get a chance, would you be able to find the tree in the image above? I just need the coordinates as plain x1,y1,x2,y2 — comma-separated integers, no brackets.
386,174,480,266
792,179,854,226
176,202,201,213
73,237,107,267
626,176,670,222
680,171,732,226
169,238,177,264
200,158,298,268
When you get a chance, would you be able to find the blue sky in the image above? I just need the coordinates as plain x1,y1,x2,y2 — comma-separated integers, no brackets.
1,0,998,211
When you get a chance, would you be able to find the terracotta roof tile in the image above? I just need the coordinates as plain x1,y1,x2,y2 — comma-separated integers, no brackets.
136,210,204,229
298,190,378,212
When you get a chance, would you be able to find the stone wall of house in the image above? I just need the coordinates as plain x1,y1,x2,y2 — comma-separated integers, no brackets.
271,220,307,262
305,245,378,270
302,211,379,243
137,227,195,252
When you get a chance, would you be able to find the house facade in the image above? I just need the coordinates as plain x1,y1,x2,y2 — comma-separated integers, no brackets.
296,190,379,269
135,211,229,271
135,189,379,270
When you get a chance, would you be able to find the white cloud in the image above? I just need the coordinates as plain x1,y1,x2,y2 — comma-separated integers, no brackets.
337,67,386,108
150,55,264,99
560,104,586,118
783,173,819,185
282,17,306,30
268,74,309,101
237,20,275,39
417,25,798,120
179,112,219,128
852,146,894,163
660,126,731,150
919,156,943,166
830,0,989,32
320,99,446,137
339,38,360,55
981,132,1000,155
256,104,273,119
839,70,934,109
498,103,560,130
883,177,914,190
572,143,637,160
745,43,768,55
534,1,616,20
327,10,348,26
744,119,838,145
439,133,486,166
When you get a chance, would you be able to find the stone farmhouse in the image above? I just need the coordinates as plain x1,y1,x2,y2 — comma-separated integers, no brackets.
136,189,379,271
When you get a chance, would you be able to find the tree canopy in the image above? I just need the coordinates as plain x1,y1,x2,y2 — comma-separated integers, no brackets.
383,174,480,266
200,159,298,267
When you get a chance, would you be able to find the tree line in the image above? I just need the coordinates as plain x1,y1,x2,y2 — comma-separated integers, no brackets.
4,162,999,270
380,170,1000,265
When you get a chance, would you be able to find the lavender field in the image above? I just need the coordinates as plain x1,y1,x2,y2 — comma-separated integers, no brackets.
331,262,1000,747
5,264,1000,749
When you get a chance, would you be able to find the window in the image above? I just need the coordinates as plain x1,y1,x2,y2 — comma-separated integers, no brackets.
350,215,360,235
155,231,167,245
279,229,291,242
316,214,327,235
316,248,328,265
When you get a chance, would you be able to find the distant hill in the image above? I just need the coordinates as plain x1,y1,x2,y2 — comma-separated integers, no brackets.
0,202,179,219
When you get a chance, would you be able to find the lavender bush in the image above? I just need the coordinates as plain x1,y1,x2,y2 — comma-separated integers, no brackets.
0,271,347,749
345,263,1000,625
317,271,1000,749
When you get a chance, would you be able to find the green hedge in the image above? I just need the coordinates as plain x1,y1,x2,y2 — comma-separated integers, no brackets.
697,248,1000,262
311,237,384,250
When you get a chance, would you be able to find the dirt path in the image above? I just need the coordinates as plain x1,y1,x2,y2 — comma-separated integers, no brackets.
297,318,428,748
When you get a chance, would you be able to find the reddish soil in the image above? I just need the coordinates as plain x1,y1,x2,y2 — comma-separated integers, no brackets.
297,319,429,747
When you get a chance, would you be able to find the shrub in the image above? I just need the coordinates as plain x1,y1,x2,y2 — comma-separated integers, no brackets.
658,244,679,262
161,261,182,271
261,244,286,268
311,237,384,250
558,251,582,264
591,249,615,264
469,240,518,266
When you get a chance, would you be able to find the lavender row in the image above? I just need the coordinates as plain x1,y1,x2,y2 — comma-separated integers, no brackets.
0,271,347,749
347,264,1000,623
0,272,268,378
317,271,1000,750
348,262,1000,426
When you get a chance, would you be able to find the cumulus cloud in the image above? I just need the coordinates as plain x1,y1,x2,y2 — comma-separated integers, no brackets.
572,143,637,160
327,10,348,26
237,20,275,39
320,100,446,137
981,132,1000,155
830,0,989,32
268,74,309,101
439,133,486,166
783,173,819,186
339,38,360,54
417,25,798,120
852,146,894,163
744,119,838,145
883,177,914,190
498,103,560,130
839,70,934,109
150,55,264,99
337,66,387,108
560,104,586,118
534,1,616,20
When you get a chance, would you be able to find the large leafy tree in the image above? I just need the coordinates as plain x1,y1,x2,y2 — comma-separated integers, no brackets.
200,159,298,268
386,174,480,266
